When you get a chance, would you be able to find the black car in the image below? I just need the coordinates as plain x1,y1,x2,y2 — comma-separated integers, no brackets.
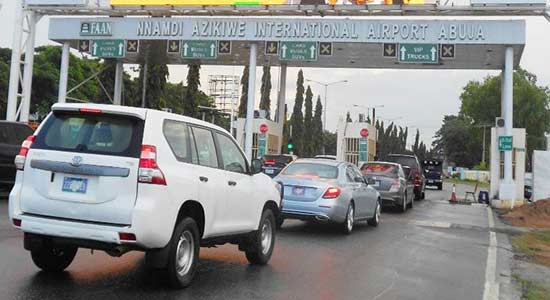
0,121,34,189
261,154,296,178
386,154,426,200
422,159,444,190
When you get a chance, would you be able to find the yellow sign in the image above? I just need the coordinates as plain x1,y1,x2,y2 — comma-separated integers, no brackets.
110,0,378,5
111,0,289,5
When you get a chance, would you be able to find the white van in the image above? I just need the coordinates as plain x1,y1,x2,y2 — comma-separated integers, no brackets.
9,103,282,288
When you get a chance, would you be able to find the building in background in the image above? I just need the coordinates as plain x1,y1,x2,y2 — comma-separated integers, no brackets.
208,75,239,134
336,118,377,167
235,118,283,159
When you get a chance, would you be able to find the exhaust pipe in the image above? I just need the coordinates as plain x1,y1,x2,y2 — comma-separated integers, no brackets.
315,215,330,222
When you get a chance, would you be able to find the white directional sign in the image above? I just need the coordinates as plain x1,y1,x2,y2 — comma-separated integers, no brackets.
280,41,317,62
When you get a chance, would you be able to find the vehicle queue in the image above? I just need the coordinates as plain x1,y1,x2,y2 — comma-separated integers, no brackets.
4,104,430,289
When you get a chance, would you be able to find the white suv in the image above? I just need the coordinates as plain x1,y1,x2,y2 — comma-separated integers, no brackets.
9,103,281,288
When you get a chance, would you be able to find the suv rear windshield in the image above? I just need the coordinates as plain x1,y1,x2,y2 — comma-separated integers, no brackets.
386,155,418,169
281,163,338,179
33,112,144,158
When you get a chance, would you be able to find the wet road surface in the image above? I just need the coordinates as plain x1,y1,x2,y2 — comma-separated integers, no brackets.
0,184,493,300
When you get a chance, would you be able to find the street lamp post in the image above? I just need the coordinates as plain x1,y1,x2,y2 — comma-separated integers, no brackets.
306,79,348,154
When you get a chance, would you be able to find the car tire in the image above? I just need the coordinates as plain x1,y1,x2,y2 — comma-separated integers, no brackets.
342,203,355,234
400,194,407,213
438,184,443,191
421,191,426,200
165,217,200,289
245,209,276,265
408,194,414,209
30,243,77,272
367,201,381,227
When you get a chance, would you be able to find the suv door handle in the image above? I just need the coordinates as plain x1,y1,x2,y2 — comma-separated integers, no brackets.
199,176,209,183
228,181,237,186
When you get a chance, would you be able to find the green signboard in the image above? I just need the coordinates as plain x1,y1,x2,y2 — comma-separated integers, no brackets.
258,134,267,158
499,136,513,151
359,138,368,162
91,40,125,58
182,40,218,59
280,41,317,61
399,43,439,64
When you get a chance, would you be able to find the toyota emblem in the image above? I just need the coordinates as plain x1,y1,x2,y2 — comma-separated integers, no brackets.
71,156,83,167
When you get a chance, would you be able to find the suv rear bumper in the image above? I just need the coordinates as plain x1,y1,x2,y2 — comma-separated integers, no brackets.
16,213,133,246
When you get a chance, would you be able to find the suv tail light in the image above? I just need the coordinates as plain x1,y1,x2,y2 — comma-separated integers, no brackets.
264,160,276,166
323,187,341,199
15,135,36,171
138,145,166,185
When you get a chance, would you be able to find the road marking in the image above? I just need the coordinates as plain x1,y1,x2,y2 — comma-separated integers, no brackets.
483,207,499,300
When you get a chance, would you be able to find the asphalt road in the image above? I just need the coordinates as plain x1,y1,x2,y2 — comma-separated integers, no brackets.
0,184,494,300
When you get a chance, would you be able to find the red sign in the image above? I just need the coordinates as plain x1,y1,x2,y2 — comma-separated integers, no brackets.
360,128,369,138
260,124,268,134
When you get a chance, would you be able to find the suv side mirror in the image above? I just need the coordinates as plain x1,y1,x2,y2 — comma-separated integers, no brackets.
251,159,263,175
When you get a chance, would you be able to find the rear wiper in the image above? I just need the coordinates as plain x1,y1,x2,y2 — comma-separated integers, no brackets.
75,144,88,152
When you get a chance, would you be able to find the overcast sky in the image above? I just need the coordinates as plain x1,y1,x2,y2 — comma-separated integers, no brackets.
1,1,549,147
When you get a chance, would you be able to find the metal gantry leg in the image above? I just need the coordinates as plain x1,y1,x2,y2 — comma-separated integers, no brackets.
499,46,516,206
276,64,287,154
20,11,38,122
244,43,258,161
57,42,71,104
6,0,25,121
113,60,123,105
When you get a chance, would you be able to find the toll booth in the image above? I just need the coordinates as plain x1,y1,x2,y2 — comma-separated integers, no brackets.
336,119,377,167
235,118,283,159
489,127,526,206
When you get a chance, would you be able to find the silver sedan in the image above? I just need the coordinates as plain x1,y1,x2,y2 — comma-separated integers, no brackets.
275,159,381,234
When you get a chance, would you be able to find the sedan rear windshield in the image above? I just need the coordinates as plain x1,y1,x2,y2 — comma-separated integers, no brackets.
281,163,338,179
32,112,144,158
362,163,398,175
264,155,293,164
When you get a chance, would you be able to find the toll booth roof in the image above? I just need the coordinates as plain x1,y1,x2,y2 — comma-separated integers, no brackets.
49,17,525,70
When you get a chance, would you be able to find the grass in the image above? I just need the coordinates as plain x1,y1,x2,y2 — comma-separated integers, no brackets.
514,275,550,300
512,231,550,267
444,178,490,189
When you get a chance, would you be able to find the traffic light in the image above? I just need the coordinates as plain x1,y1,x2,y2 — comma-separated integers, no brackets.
287,140,294,152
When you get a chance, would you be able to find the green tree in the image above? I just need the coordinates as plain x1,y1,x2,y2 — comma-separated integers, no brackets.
459,68,550,167
238,65,249,118
183,63,200,117
312,96,324,155
302,86,314,157
290,70,305,156
260,66,271,119
0,48,12,118
432,115,482,168
412,129,420,155
323,131,337,155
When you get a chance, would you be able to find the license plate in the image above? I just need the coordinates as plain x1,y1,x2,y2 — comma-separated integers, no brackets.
265,169,275,175
62,177,88,194
427,180,433,183
292,186,305,196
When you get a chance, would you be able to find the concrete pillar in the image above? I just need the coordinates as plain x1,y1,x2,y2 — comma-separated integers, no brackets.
277,64,287,154
20,11,37,122
141,63,148,108
499,46,516,205
58,42,71,104
113,60,123,105
244,43,258,161
6,0,24,121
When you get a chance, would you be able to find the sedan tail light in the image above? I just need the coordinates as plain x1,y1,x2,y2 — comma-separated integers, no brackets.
323,187,341,199
389,180,401,193
15,135,36,171
138,145,166,185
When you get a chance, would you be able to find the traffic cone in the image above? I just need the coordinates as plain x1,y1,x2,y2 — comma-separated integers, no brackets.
450,184,457,202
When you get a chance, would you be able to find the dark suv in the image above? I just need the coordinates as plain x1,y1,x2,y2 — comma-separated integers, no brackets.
422,159,443,190
0,121,34,189
386,154,425,200
261,154,296,178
